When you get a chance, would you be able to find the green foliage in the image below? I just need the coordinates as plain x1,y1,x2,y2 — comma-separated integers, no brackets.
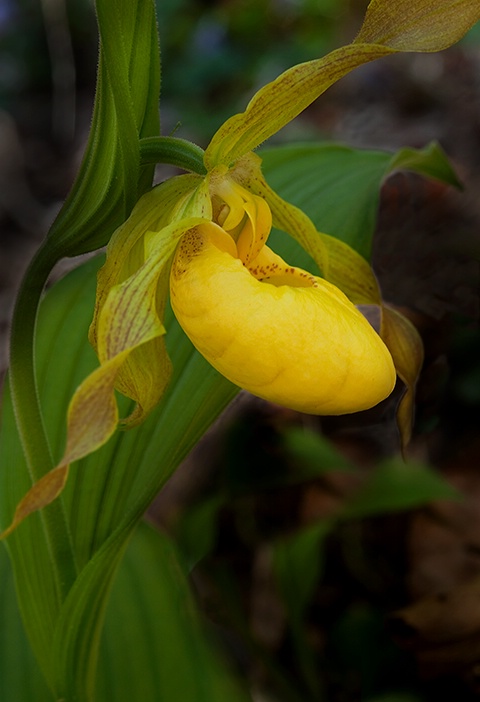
272,428,458,613
98,521,250,702
342,458,460,519
262,141,460,260
0,136,462,701
0,256,241,700
48,0,160,256
1,4,167,698
0,544,52,701
169,408,459,701
264,430,457,699
0,520,249,702
282,426,356,477
273,521,332,625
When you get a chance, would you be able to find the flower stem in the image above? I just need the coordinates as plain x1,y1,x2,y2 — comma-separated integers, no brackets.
139,136,207,175
8,241,78,598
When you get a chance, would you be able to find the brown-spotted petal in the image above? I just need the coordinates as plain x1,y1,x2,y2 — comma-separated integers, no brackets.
170,222,396,415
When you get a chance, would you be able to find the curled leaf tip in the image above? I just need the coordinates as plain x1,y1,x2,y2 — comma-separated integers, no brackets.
355,0,480,52
0,465,69,540
381,305,425,451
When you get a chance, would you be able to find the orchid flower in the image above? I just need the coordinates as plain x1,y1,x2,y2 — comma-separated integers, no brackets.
3,0,479,538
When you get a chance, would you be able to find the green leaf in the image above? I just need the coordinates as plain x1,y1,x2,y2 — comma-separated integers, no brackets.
175,496,224,569
272,522,331,698
97,521,249,701
342,457,460,520
273,521,331,625
260,141,459,260
0,545,53,701
0,522,249,702
388,142,462,188
48,0,160,257
0,257,239,699
3,3,163,689
283,426,355,479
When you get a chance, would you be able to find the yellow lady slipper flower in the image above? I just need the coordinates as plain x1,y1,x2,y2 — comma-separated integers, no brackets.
169,175,395,414
2,0,479,538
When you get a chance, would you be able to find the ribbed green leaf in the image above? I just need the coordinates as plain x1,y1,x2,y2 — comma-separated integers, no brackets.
0,256,239,699
0,545,53,701
48,0,160,256
283,426,355,478
0,522,249,702
261,141,459,261
273,522,331,625
342,457,460,519
98,521,250,701
387,141,462,188
1,2,162,696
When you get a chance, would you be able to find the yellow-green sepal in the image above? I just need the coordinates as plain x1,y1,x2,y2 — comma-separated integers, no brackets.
205,0,480,170
0,176,212,537
232,153,329,275
381,305,425,451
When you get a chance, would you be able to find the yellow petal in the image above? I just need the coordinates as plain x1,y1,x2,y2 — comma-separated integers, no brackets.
204,44,391,169
381,305,424,451
210,172,272,265
246,243,315,284
0,214,210,537
240,154,328,274
355,0,480,51
89,173,210,426
321,233,381,305
233,194,271,265
95,215,208,426
204,1,480,167
170,224,396,415
89,173,206,350
240,154,379,304
0,351,128,538
0,466,69,540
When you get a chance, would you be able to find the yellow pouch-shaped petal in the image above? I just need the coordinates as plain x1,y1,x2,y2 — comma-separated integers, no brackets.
170,224,396,415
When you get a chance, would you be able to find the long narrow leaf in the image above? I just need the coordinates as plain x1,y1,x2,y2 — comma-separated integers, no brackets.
260,141,459,261
98,521,250,701
47,0,160,256
0,544,53,701
1,257,238,698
